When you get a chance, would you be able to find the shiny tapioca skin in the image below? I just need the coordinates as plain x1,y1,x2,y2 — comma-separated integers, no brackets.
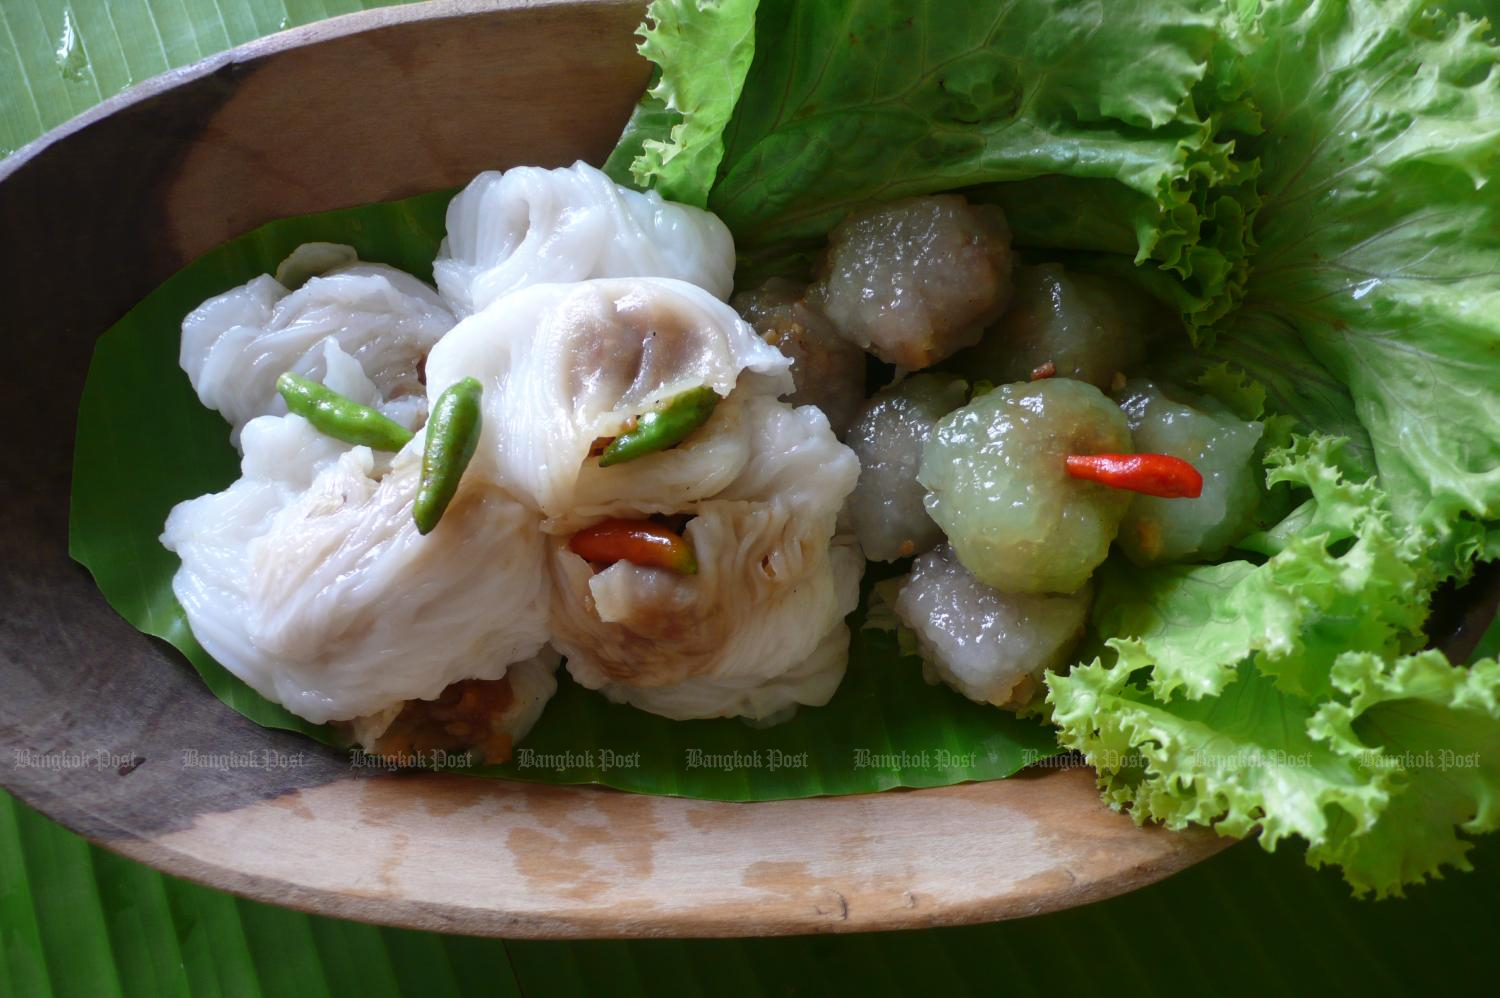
733,277,865,437
1114,379,1264,565
845,373,969,562
954,263,1153,391
919,378,1131,594
895,544,1092,710
807,194,1014,369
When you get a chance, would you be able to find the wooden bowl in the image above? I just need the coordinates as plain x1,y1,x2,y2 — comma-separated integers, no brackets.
3,0,1490,938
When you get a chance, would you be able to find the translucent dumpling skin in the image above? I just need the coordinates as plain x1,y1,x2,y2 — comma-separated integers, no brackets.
1115,379,1264,564
920,378,1132,594
433,161,736,316
180,257,453,445
161,419,550,725
807,195,1014,369
733,277,865,436
845,373,968,561
427,274,857,722
551,397,862,721
424,277,792,523
348,649,561,764
895,544,1091,709
956,263,1153,390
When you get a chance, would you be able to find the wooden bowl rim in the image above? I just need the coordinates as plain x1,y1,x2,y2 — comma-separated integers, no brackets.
0,0,599,188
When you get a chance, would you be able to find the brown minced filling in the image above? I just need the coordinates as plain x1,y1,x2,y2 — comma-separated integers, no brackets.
371,676,518,765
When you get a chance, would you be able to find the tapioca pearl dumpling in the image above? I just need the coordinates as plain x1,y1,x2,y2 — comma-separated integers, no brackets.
733,277,865,437
807,194,1014,370
954,263,1154,391
845,374,969,562
919,378,1132,594
1115,379,1264,565
895,544,1092,710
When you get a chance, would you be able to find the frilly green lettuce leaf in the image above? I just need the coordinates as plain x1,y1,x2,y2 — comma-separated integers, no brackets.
1307,650,1500,896
1050,646,1500,897
615,0,760,206
600,83,677,187
1052,431,1495,895
697,0,1256,321
1225,0,1500,561
1039,1,1500,895
1048,658,1394,851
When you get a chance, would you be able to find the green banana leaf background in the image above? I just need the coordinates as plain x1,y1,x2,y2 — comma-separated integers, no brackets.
3,1,1495,995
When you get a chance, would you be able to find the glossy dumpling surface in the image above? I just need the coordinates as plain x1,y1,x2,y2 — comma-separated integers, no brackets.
181,258,452,445
551,397,862,721
424,277,792,522
433,161,736,315
160,355,549,724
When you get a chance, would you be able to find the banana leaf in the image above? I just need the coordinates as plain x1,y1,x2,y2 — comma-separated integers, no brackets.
67,190,1061,801
0,2,418,159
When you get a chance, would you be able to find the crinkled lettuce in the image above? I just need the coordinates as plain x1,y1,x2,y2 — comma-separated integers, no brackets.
1225,0,1500,561
1064,0,1500,895
614,0,1500,895
619,0,1257,323
603,0,760,206
1054,435,1497,895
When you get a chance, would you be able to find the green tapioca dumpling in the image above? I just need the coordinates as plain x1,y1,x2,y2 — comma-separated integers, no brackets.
952,263,1156,391
919,378,1132,594
1114,379,1264,564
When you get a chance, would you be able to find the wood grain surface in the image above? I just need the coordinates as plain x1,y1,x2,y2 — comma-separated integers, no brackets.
1,0,1482,939
111,765,1229,937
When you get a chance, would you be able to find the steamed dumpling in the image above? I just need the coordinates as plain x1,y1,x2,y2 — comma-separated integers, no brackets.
160,357,549,725
895,544,1091,709
732,277,866,437
424,277,793,522
433,161,736,315
551,397,862,720
844,373,968,561
181,253,453,445
807,194,1014,369
427,276,857,721
348,648,561,763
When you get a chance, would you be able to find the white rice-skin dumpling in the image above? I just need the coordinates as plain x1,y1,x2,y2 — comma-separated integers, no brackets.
433,161,736,316
347,648,562,757
552,397,862,721
160,351,551,725
163,165,864,735
180,254,453,445
424,277,793,522
428,279,859,721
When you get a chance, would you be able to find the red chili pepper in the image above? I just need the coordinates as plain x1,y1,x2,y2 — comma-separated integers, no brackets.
568,518,699,574
1064,453,1204,499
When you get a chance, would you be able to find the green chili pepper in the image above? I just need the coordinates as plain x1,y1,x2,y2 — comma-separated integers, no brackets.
276,371,414,451
413,377,484,535
599,386,721,467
